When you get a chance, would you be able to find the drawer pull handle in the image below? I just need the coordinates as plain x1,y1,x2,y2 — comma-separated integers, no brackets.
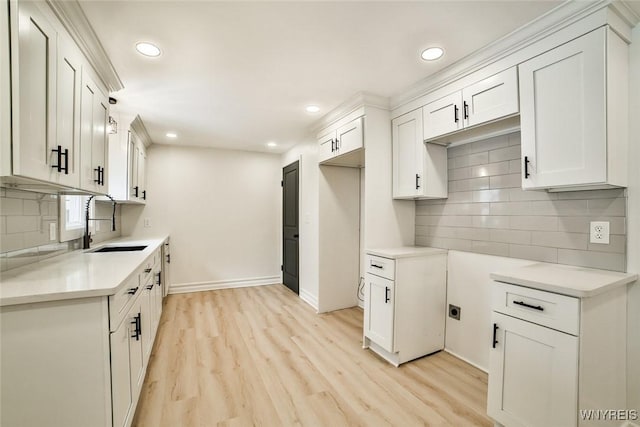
492,323,499,348
127,287,138,295
371,264,383,269
513,300,544,311
385,287,390,303
144,268,152,273
146,284,154,291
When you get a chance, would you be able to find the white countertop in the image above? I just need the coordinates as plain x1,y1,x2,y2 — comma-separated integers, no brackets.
0,236,169,307
490,263,638,298
366,246,447,259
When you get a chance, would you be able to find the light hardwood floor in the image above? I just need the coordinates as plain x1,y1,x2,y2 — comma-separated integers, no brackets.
132,285,492,427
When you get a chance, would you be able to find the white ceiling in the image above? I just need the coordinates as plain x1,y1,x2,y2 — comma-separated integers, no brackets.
80,1,564,153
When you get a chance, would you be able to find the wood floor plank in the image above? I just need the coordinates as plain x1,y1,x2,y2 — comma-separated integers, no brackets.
132,284,493,426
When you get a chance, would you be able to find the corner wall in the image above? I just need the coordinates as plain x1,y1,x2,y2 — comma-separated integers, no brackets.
123,144,282,290
281,141,320,309
626,23,640,416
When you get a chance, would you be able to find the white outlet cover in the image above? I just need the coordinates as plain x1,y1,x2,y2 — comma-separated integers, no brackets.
590,221,610,244
49,223,57,241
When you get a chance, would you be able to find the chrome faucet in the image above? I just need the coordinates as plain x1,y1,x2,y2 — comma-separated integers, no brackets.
83,194,117,249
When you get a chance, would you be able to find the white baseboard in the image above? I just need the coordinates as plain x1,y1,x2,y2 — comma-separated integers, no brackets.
299,288,318,310
169,276,281,294
444,348,488,373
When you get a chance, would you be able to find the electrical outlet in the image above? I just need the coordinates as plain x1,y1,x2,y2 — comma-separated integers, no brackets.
49,223,57,241
143,218,151,228
590,221,610,244
448,304,461,320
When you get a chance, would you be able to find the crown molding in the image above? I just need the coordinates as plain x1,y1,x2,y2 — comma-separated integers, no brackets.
389,0,621,111
130,115,153,147
46,0,124,93
311,91,389,133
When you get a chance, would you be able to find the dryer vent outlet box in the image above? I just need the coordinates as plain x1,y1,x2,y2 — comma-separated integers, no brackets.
449,304,461,320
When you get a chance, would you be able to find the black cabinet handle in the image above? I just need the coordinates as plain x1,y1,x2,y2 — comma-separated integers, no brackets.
371,263,383,269
524,156,530,179
384,287,390,303
415,173,420,190
463,101,469,120
131,313,141,341
144,268,152,273
94,166,104,185
146,284,154,291
166,254,170,264
454,105,459,123
513,300,544,311
51,145,63,172
156,272,162,287
331,139,335,152
142,190,146,200
133,186,139,197
492,323,499,348
127,287,138,295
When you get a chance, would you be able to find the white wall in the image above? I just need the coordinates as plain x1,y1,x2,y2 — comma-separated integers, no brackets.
123,144,282,289
627,24,640,414
445,251,534,371
281,140,320,309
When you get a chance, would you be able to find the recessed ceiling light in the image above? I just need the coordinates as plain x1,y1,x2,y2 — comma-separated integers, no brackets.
166,132,177,138
267,142,277,148
136,42,161,57
421,47,444,61
305,105,320,113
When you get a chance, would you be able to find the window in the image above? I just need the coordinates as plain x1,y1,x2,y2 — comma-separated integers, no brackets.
59,195,93,242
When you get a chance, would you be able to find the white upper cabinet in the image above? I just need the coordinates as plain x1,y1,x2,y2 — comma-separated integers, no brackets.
55,35,82,188
11,2,59,183
318,117,364,167
392,109,447,199
423,67,519,141
519,27,628,191
79,72,109,193
6,1,110,192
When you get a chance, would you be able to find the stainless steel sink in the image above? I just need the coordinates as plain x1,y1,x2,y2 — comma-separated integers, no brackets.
90,245,147,253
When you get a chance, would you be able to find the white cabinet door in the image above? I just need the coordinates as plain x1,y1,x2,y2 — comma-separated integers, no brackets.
318,130,336,164
129,134,140,200
487,312,578,427
12,1,58,183
55,36,81,188
423,91,463,141
463,67,518,127
364,273,395,353
336,117,363,156
519,28,606,190
138,145,147,202
79,73,108,193
110,317,133,427
128,301,145,390
392,109,422,198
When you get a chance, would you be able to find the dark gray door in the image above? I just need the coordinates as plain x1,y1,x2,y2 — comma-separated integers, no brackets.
282,161,299,294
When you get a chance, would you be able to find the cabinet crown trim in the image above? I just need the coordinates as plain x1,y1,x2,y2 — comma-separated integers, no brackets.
47,0,124,92
130,115,153,147
311,91,389,134
390,0,637,112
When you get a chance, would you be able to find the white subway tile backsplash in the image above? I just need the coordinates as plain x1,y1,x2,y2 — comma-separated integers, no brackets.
489,145,521,163
557,249,625,272
6,216,39,233
417,131,627,272
1,198,23,216
0,233,26,252
509,244,558,263
531,231,588,250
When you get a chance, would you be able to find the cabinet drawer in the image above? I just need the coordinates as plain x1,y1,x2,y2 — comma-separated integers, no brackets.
109,274,140,332
365,254,395,280
492,281,580,335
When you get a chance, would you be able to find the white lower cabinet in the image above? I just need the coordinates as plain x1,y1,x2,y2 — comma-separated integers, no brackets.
0,245,166,427
488,311,578,427
363,247,447,366
487,281,628,427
